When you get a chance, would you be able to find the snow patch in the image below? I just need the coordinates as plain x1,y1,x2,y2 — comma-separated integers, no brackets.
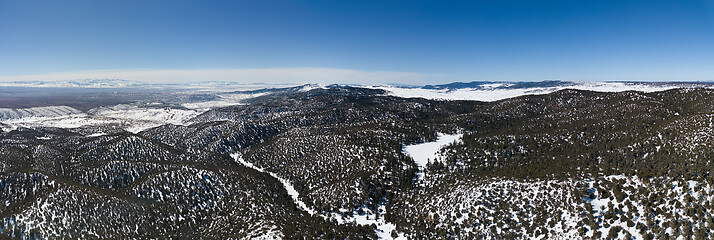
298,84,328,92
403,133,463,180
86,132,108,137
89,104,199,133
181,92,267,111
329,205,407,240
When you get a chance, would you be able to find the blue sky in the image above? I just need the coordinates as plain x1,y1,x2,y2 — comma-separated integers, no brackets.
1,0,713,84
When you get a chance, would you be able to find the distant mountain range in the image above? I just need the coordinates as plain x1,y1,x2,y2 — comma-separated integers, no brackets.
421,80,714,91
0,79,295,89
2,78,713,90
0,79,148,88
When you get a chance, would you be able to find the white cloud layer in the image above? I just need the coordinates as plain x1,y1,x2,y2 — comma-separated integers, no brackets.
0,68,430,85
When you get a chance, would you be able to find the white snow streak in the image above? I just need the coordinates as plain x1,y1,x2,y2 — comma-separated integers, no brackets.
230,153,316,215
231,153,407,239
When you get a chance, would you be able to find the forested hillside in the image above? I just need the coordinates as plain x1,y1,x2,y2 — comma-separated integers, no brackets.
2,86,714,239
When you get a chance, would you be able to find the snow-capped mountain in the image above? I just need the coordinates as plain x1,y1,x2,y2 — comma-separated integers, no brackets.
0,79,302,91
421,80,714,91
0,79,149,88
371,80,714,101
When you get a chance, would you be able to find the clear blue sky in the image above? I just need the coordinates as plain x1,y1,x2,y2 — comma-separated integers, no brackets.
1,0,713,84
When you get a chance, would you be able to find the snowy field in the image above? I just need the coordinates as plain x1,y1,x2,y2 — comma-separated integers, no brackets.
0,91,268,133
403,133,463,181
371,81,702,101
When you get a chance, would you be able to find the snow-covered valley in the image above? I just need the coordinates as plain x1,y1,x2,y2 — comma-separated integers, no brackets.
0,87,273,134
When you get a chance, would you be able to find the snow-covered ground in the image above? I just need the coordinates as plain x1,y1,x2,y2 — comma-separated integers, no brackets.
181,92,268,111
372,82,696,101
0,106,82,121
403,133,463,180
329,206,407,240
0,90,269,133
3,113,112,130
92,105,200,133
408,178,583,239
584,175,647,240
1,105,200,133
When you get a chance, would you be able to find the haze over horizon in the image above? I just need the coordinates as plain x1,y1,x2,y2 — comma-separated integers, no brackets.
1,0,713,84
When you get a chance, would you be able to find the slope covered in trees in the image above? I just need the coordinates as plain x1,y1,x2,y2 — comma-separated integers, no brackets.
1,86,714,239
